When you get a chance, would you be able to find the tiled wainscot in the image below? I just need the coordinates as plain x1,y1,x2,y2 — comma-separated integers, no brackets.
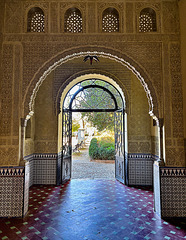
24,153,57,186
154,162,186,218
0,164,29,217
128,154,156,186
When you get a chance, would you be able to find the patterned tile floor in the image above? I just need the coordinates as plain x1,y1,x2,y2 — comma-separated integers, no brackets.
0,179,186,240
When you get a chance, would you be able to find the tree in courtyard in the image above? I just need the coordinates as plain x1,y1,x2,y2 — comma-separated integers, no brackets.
81,112,114,132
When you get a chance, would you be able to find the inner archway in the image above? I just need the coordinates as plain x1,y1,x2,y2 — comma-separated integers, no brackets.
60,77,126,185
24,58,158,190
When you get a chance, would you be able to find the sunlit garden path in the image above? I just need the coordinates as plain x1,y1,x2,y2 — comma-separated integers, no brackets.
72,137,115,179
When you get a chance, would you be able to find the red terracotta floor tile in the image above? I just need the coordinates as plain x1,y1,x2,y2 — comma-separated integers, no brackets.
0,179,186,240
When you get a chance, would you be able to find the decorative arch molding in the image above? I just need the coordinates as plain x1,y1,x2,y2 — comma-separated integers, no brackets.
23,46,160,120
55,70,130,116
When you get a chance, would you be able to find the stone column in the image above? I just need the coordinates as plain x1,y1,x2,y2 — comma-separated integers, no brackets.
19,118,27,166
158,118,165,166
153,118,164,217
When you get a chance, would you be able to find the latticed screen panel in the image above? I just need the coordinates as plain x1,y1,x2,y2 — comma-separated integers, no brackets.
62,111,72,157
27,7,45,32
63,79,123,111
102,8,119,33
65,8,82,33
139,8,157,32
71,87,116,110
114,111,124,157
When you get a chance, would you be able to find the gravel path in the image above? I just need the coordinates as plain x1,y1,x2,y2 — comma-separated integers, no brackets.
72,146,115,179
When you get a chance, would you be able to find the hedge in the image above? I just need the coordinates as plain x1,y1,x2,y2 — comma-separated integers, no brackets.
89,137,115,160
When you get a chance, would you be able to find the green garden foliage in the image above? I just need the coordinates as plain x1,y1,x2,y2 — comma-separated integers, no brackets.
89,138,99,159
82,112,114,132
89,137,115,160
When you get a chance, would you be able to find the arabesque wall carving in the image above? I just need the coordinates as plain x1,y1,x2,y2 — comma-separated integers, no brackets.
4,2,22,33
0,148,19,166
170,43,183,139
34,141,57,153
126,2,133,33
22,45,160,120
162,1,179,33
0,44,13,136
164,42,185,167
50,2,59,33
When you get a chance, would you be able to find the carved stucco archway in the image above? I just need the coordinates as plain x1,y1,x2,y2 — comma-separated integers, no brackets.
23,46,160,121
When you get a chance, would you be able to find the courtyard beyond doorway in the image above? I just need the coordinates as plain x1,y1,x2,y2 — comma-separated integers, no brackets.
72,136,115,179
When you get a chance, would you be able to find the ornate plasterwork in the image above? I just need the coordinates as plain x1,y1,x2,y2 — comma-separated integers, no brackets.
135,2,161,12
0,147,19,166
4,2,22,33
126,2,133,33
34,141,57,153
162,1,179,33
157,41,185,167
170,43,183,139
163,42,185,167
24,49,159,122
0,44,13,136
4,33,180,43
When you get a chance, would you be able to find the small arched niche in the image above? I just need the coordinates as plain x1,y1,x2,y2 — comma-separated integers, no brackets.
102,8,119,33
64,8,83,33
139,8,157,32
27,7,45,33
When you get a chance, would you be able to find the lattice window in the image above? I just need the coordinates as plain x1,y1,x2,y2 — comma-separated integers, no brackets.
63,79,123,111
64,8,82,33
102,8,119,33
139,8,157,32
27,7,45,32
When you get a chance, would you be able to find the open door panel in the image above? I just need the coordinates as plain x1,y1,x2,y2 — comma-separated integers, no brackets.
115,110,125,184
62,111,72,184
